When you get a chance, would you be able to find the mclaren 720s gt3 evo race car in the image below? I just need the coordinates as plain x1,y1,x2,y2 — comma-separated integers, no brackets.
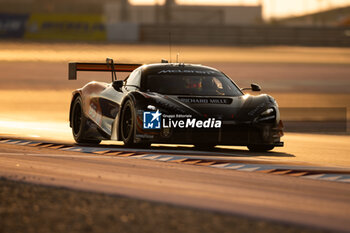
68,59,283,152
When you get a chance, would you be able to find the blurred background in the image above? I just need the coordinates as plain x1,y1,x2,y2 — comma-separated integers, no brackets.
1,0,350,44
0,0,349,137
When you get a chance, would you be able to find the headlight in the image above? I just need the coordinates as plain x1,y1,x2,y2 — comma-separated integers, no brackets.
258,108,276,122
147,105,157,111
261,108,274,116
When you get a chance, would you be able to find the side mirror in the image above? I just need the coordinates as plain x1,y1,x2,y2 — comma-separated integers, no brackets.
112,80,124,91
241,83,261,92
251,83,261,92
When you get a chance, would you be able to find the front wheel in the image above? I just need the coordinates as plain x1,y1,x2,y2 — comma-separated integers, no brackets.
120,100,136,147
71,96,101,145
247,145,274,152
120,100,152,148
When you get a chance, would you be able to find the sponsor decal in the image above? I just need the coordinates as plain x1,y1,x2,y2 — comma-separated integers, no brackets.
178,97,232,104
143,111,221,129
0,13,29,38
163,117,221,129
88,101,102,125
158,70,218,75
143,110,162,129
25,14,106,41
248,102,266,116
135,134,154,139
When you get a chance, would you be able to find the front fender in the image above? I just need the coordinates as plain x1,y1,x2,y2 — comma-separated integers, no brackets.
111,91,148,141
236,94,280,123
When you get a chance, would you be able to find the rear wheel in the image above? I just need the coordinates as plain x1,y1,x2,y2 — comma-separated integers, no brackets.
71,96,101,145
247,145,274,152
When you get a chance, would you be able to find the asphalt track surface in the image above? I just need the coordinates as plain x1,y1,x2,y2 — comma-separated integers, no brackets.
0,141,350,232
1,120,350,168
1,130,350,232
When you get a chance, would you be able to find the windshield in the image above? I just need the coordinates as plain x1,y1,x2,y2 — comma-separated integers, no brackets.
144,72,242,96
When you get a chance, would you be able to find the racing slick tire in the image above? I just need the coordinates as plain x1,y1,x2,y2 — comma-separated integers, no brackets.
120,100,136,147
71,96,101,145
120,100,151,148
247,145,275,152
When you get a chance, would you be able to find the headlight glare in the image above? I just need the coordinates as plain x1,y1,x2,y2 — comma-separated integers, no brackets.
261,108,274,116
147,105,157,111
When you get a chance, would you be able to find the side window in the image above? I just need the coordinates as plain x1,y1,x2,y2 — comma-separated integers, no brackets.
126,69,141,87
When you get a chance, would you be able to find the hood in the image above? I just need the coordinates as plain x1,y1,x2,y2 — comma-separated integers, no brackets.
168,95,249,120
145,92,276,121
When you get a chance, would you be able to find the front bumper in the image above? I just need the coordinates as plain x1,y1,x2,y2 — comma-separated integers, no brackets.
135,117,284,147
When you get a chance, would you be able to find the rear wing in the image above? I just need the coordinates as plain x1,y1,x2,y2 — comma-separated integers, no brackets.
68,62,142,80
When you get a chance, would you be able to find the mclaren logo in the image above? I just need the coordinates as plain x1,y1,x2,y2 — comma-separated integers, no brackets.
158,70,217,75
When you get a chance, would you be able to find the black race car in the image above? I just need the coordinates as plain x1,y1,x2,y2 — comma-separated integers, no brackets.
68,59,283,151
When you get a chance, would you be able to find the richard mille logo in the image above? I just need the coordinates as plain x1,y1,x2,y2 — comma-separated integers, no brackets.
178,97,231,104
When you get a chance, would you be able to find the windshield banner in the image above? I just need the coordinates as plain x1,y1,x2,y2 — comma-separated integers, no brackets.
0,13,29,38
24,14,106,41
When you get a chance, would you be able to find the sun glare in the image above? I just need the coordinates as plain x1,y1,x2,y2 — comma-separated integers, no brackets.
129,0,350,19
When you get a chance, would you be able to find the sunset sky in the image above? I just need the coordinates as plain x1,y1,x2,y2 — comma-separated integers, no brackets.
129,0,350,19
